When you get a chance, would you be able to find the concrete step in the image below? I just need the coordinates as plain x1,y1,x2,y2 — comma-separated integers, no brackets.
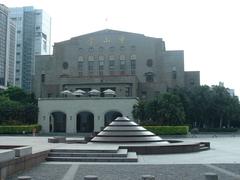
50,148,118,154
48,149,128,157
46,152,138,162
200,142,210,151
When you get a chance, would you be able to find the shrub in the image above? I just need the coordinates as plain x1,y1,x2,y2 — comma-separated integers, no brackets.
199,128,238,133
144,126,189,135
0,124,41,134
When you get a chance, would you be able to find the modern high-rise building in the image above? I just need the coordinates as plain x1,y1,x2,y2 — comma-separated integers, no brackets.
0,4,16,90
9,6,51,92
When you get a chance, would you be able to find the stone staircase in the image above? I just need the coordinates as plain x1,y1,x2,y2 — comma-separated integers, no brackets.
46,148,138,162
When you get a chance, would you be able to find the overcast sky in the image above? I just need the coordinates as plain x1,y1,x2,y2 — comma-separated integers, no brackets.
2,0,240,96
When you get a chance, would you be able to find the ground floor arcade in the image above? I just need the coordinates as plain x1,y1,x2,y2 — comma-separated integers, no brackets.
38,97,137,133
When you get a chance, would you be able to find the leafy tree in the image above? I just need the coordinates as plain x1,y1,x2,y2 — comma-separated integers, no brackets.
133,93,186,125
156,93,185,125
0,87,38,125
133,85,240,128
1,86,37,104
132,100,147,122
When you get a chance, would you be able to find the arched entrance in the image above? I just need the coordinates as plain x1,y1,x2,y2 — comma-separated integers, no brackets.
76,111,94,132
50,111,66,132
104,111,123,126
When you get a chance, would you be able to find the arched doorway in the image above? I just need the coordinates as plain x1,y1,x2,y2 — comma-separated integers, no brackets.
76,111,94,132
50,111,66,132
104,111,123,126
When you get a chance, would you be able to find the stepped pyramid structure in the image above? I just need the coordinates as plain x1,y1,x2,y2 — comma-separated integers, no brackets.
47,117,210,162
91,117,166,143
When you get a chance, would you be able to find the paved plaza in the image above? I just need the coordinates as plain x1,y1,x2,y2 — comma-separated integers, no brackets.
1,135,240,179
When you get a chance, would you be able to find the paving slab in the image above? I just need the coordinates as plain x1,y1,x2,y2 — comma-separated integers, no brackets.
7,164,240,180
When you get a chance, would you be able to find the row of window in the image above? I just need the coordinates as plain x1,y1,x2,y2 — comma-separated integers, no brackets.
78,54,137,62
79,45,136,53
78,69,136,77
63,60,136,71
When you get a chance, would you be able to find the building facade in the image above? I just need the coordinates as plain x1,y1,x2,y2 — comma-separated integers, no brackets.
9,6,51,92
38,97,137,133
34,29,200,99
0,4,16,89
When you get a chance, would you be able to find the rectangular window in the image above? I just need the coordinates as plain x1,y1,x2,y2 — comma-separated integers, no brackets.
130,60,136,69
99,61,104,70
125,87,132,97
120,60,126,70
172,71,177,79
109,60,115,69
146,75,154,82
88,61,94,71
78,61,83,71
41,74,45,83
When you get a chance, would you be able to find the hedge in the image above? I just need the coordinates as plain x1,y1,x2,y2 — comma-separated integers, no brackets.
0,124,41,134
199,128,238,133
144,126,189,135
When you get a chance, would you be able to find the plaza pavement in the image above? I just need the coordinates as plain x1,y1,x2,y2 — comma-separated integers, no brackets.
1,134,240,179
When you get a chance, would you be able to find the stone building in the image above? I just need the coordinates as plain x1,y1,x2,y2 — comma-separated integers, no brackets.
33,29,200,99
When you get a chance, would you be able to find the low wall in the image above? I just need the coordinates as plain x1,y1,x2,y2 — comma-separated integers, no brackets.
0,150,49,179
119,141,202,155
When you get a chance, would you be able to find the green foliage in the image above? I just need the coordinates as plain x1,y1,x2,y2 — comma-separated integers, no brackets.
133,93,186,126
199,128,238,133
1,86,37,104
132,100,147,121
133,85,240,128
0,86,38,125
144,126,189,135
0,124,41,134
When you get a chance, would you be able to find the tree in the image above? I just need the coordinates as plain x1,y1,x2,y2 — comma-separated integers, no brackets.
133,93,186,125
156,93,185,125
1,86,37,104
132,100,147,122
0,87,38,125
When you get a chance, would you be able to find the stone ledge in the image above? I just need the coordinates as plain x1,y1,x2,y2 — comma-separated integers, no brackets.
0,150,49,179
48,137,66,143
14,146,32,157
0,150,15,163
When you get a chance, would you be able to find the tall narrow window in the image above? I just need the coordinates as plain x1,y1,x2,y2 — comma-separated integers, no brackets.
172,66,177,80
78,61,83,71
109,60,115,70
88,61,94,71
41,74,45,83
99,61,104,76
120,60,126,70
130,60,136,75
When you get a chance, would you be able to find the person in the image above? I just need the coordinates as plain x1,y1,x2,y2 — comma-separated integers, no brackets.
49,119,53,132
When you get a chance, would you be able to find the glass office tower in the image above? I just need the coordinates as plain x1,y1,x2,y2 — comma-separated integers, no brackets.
0,4,16,89
9,6,51,92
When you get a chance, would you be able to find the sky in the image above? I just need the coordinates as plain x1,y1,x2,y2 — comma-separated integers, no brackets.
2,0,240,96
